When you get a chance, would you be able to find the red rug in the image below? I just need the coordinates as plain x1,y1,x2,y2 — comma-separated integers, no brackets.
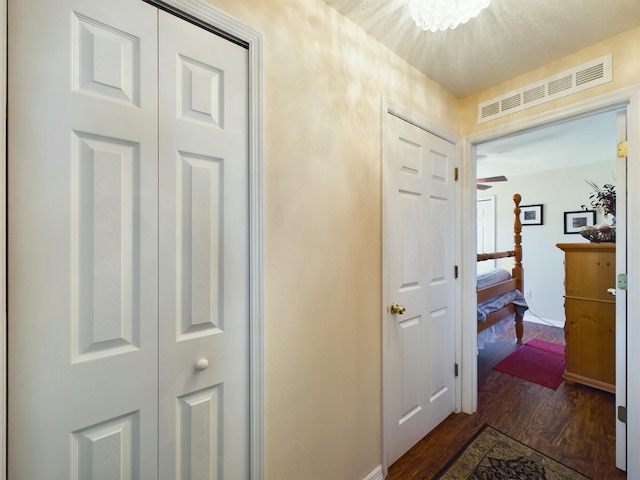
492,338,566,389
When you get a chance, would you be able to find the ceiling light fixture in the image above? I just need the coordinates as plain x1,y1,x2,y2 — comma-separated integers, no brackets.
408,0,492,32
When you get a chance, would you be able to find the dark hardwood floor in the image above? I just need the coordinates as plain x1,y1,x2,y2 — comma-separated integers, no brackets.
387,321,625,480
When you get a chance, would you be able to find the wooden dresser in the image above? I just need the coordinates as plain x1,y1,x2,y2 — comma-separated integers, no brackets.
556,243,615,393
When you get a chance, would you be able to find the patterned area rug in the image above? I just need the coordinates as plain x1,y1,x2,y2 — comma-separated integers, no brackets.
435,425,591,479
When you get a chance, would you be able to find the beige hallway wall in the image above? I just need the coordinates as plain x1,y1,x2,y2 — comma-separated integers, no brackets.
204,1,460,479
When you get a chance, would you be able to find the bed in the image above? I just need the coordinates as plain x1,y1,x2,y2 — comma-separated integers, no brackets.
477,193,528,345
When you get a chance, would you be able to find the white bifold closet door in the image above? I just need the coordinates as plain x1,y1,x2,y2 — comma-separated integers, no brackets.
8,0,249,478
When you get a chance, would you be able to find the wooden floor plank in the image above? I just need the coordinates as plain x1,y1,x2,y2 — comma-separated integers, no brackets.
387,321,626,479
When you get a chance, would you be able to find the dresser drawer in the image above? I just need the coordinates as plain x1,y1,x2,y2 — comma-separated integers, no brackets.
563,250,615,301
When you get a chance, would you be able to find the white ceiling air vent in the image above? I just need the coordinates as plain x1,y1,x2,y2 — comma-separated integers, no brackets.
478,54,612,124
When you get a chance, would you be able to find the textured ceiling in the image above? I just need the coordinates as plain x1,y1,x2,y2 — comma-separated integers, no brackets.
322,0,640,99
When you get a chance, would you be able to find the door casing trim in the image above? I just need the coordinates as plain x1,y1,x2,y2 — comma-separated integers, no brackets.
0,1,6,477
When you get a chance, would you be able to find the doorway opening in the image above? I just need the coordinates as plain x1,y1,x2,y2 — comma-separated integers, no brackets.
466,103,629,473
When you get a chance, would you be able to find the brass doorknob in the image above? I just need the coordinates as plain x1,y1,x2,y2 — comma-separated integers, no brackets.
389,303,406,315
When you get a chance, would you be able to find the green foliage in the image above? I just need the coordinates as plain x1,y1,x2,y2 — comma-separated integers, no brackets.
582,180,616,218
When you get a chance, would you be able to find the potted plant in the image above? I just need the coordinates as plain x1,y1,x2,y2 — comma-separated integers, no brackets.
584,180,616,222
580,180,616,242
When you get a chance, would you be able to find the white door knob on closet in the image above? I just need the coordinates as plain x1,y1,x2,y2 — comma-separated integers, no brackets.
195,358,210,371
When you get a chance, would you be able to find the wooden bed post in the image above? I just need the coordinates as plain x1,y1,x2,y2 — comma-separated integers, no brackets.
476,193,526,345
512,193,524,344
512,193,523,288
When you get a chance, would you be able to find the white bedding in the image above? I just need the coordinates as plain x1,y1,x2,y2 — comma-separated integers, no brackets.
477,268,528,323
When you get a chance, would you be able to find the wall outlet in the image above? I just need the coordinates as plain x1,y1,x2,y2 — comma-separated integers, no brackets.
525,290,532,298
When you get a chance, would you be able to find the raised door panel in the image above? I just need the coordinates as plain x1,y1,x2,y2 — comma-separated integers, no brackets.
73,133,142,361
177,386,223,479
175,152,223,340
73,412,140,480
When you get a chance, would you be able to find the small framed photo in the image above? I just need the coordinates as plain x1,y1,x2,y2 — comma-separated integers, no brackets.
564,210,596,234
520,204,543,226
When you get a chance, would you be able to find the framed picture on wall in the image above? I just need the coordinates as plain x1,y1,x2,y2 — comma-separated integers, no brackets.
520,204,544,225
564,210,596,234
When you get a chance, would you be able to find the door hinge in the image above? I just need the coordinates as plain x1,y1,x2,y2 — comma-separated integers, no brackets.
454,363,459,377
618,406,627,424
454,167,459,181
617,141,628,158
454,265,459,278
618,273,628,291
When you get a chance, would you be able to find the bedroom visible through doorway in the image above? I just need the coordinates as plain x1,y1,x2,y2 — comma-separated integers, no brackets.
472,107,627,471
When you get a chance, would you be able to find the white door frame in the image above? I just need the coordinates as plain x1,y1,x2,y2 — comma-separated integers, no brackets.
0,1,265,478
460,85,640,478
381,97,462,474
615,109,628,470
0,2,6,477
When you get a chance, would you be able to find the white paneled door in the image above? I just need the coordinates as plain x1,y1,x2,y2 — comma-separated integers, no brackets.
383,113,457,466
476,196,496,273
476,197,495,254
8,0,249,478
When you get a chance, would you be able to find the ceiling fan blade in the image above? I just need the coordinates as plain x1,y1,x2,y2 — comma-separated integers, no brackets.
477,184,493,190
477,175,508,183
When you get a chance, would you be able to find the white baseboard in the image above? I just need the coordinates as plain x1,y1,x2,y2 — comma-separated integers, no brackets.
524,311,564,329
362,465,384,480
